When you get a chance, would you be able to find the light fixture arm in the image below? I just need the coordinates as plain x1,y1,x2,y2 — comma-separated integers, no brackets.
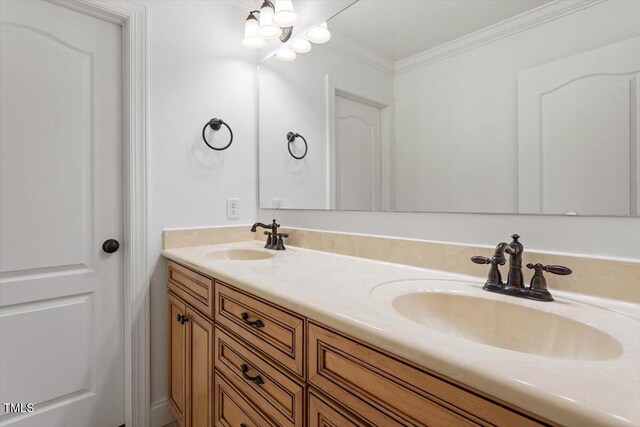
280,26,293,42
245,7,293,43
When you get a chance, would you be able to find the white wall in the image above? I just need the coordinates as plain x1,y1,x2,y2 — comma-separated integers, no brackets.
140,1,258,422
259,44,393,209
394,0,640,213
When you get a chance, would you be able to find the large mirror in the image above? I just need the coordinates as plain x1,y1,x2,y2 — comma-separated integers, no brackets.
258,0,640,216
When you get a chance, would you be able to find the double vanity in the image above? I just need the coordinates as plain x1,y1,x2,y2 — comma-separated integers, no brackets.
162,226,639,427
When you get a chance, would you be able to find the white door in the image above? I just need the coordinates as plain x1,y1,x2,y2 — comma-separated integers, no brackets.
0,1,124,426
518,37,640,216
335,94,382,211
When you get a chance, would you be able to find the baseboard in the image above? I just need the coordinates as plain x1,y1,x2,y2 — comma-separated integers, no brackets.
150,398,174,427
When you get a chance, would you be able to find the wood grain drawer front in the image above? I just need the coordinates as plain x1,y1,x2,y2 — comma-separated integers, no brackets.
215,372,278,427
215,327,305,427
167,260,214,318
215,282,305,377
309,323,545,427
308,389,369,427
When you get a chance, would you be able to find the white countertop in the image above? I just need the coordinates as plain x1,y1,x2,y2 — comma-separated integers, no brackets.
163,241,640,426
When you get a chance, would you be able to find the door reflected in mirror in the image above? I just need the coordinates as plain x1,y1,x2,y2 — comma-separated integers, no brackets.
258,0,640,216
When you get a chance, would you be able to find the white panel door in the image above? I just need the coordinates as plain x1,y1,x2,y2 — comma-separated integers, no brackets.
0,1,124,426
518,37,640,216
335,94,382,211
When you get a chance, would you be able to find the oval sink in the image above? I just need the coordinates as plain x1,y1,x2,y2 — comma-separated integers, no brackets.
392,292,622,360
205,249,274,261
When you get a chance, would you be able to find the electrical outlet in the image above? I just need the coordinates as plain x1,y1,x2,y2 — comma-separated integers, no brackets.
227,198,239,219
272,198,284,209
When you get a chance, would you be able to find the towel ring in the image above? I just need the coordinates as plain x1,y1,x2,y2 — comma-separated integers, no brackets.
287,132,307,160
202,118,233,151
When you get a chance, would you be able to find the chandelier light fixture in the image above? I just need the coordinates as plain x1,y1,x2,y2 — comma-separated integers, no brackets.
241,0,332,62
275,47,297,62
273,0,298,27
306,22,331,44
241,11,266,49
289,37,311,53
258,0,283,39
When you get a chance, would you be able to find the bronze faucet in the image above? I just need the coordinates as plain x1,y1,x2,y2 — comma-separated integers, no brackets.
250,219,288,250
471,234,572,301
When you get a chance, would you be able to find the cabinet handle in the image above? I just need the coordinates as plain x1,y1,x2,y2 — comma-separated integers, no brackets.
240,424,247,427
176,314,188,324
240,312,264,328
240,364,264,385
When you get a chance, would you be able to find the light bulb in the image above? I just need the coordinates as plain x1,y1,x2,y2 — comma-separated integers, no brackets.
275,47,297,62
306,22,331,44
242,13,266,49
274,0,297,27
259,0,283,39
289,37,311,53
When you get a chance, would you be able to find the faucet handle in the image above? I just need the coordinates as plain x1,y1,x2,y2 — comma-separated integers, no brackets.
526,263,572,300
471,256,491,265
526,263,572,276
471,255,505,266
544,265,572,276
472,255,504,286
274,233,288,250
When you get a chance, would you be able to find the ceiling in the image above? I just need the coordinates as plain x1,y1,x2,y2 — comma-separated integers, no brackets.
328,0,552,63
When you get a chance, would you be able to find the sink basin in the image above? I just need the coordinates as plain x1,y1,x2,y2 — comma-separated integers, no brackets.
205,249,274,261
392,291,622,360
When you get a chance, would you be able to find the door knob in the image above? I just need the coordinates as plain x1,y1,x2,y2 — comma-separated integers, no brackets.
102,239,120,254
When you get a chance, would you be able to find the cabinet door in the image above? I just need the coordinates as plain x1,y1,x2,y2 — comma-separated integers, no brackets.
308,390,367,427
186,307,214,427
168,293,188,426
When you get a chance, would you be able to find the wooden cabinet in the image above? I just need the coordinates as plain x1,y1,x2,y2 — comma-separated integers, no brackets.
215,281,305,378
167,285,214,427
187,307,214,427
168,293,187,427
168,260,215,318
214,373,278,427
214,327,305,427
308,322,546,427
167,259,553,427
308,389,367,427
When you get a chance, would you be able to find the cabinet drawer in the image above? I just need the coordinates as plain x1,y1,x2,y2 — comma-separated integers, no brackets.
309,323,545,427
167,260,214,318
214,372,277,427
215,282,305,377
215,327,305,427
308,389,368,427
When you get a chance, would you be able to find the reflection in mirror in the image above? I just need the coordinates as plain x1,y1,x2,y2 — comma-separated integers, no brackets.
258,0,640,216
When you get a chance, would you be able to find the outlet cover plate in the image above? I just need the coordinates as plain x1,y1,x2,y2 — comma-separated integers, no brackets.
227,198,239,220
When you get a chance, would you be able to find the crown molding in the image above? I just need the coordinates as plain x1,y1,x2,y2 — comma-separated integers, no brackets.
326,34,395,76
395,0,606,75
